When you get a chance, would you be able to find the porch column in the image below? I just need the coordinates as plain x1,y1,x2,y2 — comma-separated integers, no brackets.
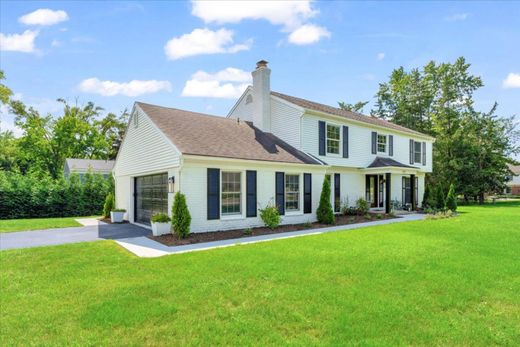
410,174,416,210
385,173,391,213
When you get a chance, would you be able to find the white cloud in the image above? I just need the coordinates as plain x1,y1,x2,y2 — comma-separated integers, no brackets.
0,30,39,53
503,73,520,89
182,67,251,99
191,0,316,30
51,39,62,47
78,78,172,97
288,24,330,45
191,0,329,45
18,8,69,25
444,13,469,21
164,28,251,60
19,9,69,26
377,52,385,60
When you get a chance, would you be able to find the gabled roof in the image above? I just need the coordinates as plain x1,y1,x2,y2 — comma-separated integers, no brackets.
271,91,433,139
65,158,114,171
136,102,320,165
508,164,520,175
367,156,416,169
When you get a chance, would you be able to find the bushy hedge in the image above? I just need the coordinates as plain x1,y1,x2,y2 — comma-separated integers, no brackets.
0,170,112,219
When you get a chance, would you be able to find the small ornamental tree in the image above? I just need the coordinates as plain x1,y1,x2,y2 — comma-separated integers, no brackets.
446,183,457,211
435,185,446,210
422,184,431,208
171,192,191,238
317,176,335,224
103,192,114,218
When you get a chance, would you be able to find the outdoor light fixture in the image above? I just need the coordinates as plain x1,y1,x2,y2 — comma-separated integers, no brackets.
168,176,175,193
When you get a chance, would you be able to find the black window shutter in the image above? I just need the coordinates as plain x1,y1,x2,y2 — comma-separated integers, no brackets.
342,126,349,158
371,132,377,154
304,173,312,214
402,177,406,204
422,142,426,165
389,135,394,156
275,172,285,215
207,168,220,220
409,139,414,164
319,121,326,156
334,173,340,213
246,170,257,217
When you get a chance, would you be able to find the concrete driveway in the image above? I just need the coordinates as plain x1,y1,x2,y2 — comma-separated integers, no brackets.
0,223,151,251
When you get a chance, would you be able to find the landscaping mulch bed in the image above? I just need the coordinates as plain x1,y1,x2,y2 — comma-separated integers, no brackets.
150,213,399,246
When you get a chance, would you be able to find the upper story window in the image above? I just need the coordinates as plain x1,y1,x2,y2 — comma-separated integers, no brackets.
327,124,340,154
221,172,241,215
377,134,387,153
414,141,422,163
285,174,300,211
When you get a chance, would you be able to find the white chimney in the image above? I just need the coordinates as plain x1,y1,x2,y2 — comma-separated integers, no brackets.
251,60,271,132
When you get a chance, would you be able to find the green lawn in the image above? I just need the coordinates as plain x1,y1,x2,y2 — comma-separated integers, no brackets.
1,202,519,346
0,216,100,233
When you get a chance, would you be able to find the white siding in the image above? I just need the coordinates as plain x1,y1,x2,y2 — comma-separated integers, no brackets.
269,97,303,149
227,87,254,122
180,159,325,233
113,105,181,177
301,113,433,172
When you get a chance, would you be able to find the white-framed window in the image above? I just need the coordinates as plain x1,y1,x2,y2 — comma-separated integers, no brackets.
414,141,422,163
285,174,300,211
377,134,387,153
221,171,241,215
327,124,341,154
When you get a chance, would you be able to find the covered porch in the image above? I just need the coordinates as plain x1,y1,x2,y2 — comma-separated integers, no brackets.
362,157,422,213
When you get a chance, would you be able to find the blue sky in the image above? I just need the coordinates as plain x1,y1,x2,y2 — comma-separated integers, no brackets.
1,1,519,140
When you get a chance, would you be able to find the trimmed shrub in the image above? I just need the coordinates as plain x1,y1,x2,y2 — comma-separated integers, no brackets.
259,203,281,229
355,197,369,215
446,183,457,211
435,185,446,210
171,192,191,238
317,176,335,224
103,192,115,218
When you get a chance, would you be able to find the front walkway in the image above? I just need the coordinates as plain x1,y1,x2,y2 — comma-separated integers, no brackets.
0,222,150,251
116,214,426,258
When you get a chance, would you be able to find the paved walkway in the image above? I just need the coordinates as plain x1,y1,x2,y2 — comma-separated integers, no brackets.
0,222,150,251
116,214,426,258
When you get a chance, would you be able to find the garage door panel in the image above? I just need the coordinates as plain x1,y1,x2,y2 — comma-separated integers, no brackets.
135,173,168,225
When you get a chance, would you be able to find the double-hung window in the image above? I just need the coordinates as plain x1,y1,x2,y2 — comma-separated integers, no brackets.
285,174,300,211
377,134,387,153
414,141,422,163
326,124,340,154
221,172,241,215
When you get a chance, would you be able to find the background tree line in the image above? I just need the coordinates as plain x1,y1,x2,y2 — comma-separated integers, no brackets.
339,57,519,203
0,71,126,218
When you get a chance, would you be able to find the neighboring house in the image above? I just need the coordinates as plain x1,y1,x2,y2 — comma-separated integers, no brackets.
64,158,115,180
114,60,434,231
505,164,520,195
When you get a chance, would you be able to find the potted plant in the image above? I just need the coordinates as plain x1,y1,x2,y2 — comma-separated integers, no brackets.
110,208,126,223
151,213,171,236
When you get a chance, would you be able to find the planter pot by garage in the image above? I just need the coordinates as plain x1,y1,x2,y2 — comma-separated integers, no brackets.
152,222,171,236
110,211,125,223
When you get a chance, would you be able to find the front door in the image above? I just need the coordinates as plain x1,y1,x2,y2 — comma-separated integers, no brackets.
134,173,168,225
402,177,412,206
366,175,385,208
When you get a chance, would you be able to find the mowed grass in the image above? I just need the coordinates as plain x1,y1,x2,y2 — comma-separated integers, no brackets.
1,202,519,346
0,216,99,233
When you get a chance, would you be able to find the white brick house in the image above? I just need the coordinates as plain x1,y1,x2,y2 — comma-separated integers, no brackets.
113,61,434,231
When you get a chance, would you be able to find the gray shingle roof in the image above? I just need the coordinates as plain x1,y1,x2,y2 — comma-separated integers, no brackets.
367,157,416,169
507,164,520,175
137,102,320,165
271,91,433,139
65,158,115,171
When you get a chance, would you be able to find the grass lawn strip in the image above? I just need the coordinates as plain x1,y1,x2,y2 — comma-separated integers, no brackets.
0,201,518,345
0,216,100,233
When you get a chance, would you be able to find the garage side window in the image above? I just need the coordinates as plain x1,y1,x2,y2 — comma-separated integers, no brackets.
221,172,241,215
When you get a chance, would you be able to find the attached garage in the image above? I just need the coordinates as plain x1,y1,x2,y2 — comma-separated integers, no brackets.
134,173,168,225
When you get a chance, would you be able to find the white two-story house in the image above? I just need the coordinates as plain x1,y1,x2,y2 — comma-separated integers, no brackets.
113,60,434,232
